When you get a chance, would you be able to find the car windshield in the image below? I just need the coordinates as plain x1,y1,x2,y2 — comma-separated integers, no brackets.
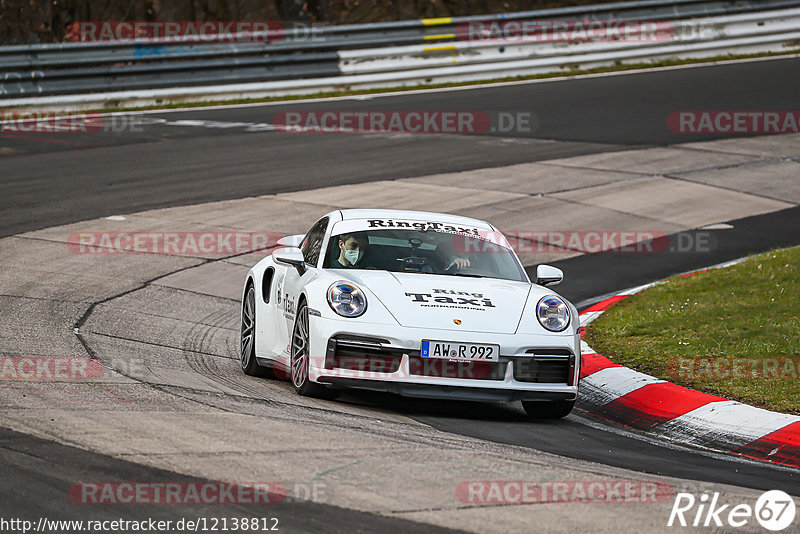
323,227,527,282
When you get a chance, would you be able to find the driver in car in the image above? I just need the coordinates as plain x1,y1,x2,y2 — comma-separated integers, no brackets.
333,232,470,271
445,255,471,270
438,236,471,271
332,233,368,268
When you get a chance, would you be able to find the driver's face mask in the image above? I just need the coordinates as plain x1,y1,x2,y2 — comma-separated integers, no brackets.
343,248,362,265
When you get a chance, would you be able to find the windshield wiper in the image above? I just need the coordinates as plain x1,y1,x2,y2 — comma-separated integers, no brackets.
445,272,485,278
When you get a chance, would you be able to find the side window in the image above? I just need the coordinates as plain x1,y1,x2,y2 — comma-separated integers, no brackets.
301,217,328,266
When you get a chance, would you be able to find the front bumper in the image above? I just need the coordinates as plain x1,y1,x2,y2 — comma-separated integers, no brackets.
307,316,580,401
320,378,577,402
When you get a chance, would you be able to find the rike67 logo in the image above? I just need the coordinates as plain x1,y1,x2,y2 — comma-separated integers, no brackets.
668,490,796,531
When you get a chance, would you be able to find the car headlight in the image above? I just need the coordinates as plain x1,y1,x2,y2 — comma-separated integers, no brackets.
327,281,367,317
537,295,570,332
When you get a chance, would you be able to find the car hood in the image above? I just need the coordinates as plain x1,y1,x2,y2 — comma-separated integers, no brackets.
331,270,534,334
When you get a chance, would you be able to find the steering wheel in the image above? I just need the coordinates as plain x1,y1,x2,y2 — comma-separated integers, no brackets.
448,266,484,275
396,238,431,270
396,255,429,269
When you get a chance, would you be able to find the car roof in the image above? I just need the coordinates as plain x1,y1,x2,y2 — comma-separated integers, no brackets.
336,209,496,230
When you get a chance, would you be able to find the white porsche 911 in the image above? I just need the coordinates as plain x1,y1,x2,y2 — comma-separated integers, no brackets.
240,209,580,418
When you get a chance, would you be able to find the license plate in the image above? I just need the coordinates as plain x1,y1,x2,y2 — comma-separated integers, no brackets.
421,340,499,362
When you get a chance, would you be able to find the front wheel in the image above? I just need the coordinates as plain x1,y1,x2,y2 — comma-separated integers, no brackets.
291,303,339,400
522,399,574,419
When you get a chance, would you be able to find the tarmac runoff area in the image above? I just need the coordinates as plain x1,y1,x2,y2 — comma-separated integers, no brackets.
1,133,799,532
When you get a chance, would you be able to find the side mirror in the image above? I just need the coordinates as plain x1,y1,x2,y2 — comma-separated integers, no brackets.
273,247,306,275
536,264,563,286
277,234,304,247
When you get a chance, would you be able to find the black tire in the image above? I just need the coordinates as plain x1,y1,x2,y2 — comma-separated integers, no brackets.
521,399,575,419
240,285,273,378
291,303,340,400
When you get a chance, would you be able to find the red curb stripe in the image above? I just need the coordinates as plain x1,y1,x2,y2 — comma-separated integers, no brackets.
594,382,726,430
679,269,708,278
582,294,629,314
734,421,800,469
580,353,621,378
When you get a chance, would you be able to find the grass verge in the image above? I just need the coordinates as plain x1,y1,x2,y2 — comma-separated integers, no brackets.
584,246,800,414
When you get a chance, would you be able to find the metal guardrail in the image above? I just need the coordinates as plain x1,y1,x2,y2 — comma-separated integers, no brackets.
1,0,799,106
339,9,800,74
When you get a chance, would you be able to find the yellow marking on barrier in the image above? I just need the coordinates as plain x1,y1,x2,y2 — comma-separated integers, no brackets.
423,34,456,40
423,45,457,52
422,17,452,26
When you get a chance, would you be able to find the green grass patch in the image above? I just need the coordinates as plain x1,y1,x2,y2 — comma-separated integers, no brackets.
584,246,800,414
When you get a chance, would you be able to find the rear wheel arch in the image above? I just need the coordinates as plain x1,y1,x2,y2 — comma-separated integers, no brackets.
240,281,274,378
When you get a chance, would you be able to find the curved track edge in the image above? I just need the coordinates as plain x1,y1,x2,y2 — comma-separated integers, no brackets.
579,260,800,469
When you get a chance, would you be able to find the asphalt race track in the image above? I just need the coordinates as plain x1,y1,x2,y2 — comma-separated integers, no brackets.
3,57,800,237
2,57,800,531
0,427,459,533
